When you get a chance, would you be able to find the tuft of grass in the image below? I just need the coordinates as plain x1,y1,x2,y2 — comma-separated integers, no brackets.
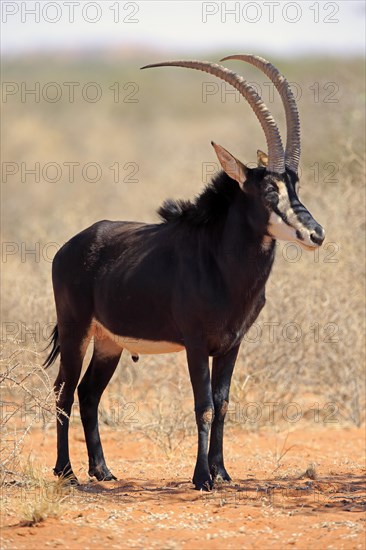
18,457,68,527
300,463,318,480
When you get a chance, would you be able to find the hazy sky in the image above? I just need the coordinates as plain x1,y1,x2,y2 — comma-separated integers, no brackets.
2,1,365,57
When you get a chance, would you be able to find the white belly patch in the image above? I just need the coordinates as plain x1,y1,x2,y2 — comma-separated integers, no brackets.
92,319,185,356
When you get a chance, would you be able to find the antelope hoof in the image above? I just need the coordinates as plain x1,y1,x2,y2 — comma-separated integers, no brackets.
210,464,232,483
53,468,79,486
89,467,117,482
193,475,213,491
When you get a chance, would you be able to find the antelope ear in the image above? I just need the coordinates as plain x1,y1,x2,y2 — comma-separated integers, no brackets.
257,149,268,167
211,141,248,186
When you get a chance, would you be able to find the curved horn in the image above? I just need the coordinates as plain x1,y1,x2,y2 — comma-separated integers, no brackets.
141,60,285,174
221,54,300,173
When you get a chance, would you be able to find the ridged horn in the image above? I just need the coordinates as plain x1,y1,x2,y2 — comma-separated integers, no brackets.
221,54,300,173
141,60,285,174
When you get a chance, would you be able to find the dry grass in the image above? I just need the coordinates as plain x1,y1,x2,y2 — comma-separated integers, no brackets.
0,343,55,483
17,458,68,526
1,54,365,493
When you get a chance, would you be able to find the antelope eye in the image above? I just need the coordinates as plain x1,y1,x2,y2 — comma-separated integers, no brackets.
264,190,279,207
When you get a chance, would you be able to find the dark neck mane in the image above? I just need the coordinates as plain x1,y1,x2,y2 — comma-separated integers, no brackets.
157,172,240,226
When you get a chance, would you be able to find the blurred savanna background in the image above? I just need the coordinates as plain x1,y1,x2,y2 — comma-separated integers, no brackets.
1,1,365,547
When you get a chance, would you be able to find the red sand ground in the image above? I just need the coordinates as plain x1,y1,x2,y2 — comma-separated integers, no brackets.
1,426,365,549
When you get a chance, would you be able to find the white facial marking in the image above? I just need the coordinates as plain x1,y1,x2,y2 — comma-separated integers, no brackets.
92,319,185,356
267,180,317,249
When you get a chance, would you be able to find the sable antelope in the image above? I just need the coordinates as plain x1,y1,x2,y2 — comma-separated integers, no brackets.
45,55,325,490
